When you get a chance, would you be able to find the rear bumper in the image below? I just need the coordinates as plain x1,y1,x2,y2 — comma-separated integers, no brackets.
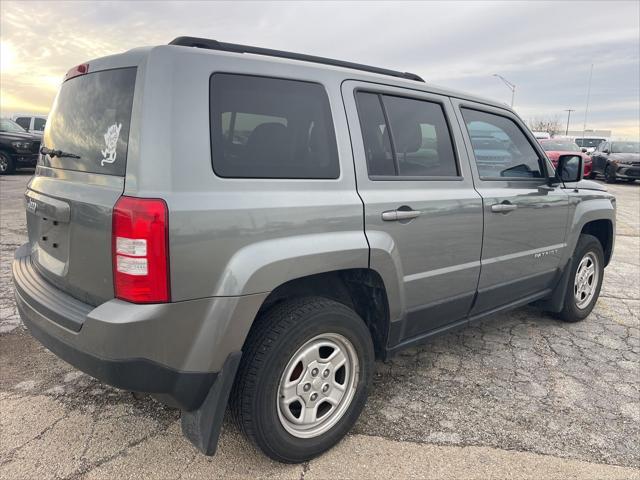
12,243,266,412
21,309,216,410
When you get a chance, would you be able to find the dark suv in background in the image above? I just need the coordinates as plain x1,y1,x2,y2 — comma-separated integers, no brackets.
0,118,41,174
590,141,640,183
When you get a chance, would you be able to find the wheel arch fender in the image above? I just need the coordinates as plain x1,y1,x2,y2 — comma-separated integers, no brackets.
198,232,370,368
365,230,405,324
565,196,615,266
212,231,370,297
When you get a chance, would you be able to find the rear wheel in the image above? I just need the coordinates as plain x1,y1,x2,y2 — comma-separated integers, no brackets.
604,164,616,183
557,234,604,322
587,169,597,179
230,297,374,463
0,152,15,175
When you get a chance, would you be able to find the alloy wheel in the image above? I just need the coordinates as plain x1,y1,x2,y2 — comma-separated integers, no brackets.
277,333,359,438
574,251,599,309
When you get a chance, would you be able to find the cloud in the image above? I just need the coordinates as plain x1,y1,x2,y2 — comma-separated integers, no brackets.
1,0,638,138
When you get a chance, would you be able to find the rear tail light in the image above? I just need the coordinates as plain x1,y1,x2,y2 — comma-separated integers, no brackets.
64,63,89,82
112,196,170,303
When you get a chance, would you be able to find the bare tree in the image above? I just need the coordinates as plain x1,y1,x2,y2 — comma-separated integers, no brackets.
528,117,565,137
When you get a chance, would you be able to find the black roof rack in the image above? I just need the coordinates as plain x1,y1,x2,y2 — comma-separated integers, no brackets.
169,36,425,83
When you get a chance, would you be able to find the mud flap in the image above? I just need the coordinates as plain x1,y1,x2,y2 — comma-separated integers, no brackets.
534,257,573,313
181,351,242,455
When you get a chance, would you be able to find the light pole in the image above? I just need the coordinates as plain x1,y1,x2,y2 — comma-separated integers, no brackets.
493,74,516,108
564,109,575,136
582,64,594,143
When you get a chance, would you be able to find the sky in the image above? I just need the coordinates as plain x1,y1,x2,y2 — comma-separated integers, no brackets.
1,0,639,138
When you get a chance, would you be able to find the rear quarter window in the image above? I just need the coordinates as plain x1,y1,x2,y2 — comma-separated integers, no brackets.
210,73,339,179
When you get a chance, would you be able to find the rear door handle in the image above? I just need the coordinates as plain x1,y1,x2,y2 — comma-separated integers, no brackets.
382,208,421,221
491,203,518,213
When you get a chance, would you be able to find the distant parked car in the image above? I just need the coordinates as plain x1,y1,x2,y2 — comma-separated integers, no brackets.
532,131,551,140
590,141,640,183
539,139,592,177
0,118,41,174
11,114,47,137
574,137,606,154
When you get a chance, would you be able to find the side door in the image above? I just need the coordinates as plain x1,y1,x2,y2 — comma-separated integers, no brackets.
342,81,483,346
452,101,570,315
591,141,608,174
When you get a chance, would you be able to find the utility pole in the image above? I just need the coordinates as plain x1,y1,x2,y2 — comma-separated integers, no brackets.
493,74,516,108
564,108,575,136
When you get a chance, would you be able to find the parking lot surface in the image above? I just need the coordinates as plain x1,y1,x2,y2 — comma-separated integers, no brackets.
1,173,638,479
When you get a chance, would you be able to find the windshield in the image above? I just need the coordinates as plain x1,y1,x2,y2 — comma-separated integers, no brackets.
43,67,137,176
611,142,640,154
0,118,27,133
575,138,605,148
541,140,580,152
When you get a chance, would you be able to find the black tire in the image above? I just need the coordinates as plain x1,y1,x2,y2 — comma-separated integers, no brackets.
626,179,636,183
587,170,597,180
0,152,15,175
557,234,604,322
230,296,374,463
604,164,616,184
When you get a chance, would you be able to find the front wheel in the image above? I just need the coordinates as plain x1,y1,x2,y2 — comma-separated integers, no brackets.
604,164,617,183
0,152,15,175
230,297,374,463
557,234,605,322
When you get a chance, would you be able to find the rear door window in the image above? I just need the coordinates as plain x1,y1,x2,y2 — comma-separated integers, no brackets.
461,108,544,179
355,91,459,178
210,73,339,179
42,67,137,176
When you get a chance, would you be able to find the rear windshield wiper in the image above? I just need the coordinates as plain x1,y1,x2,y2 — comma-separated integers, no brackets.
40,146,81,159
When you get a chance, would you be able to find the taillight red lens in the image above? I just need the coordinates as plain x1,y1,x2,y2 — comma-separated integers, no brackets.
112,196,170,303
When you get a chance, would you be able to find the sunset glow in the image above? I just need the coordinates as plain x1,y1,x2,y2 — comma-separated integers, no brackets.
1,0,638,138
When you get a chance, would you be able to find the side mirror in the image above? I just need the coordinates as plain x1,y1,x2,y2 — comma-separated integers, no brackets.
603,149,610,154
581,147,588,153
557,154,584,183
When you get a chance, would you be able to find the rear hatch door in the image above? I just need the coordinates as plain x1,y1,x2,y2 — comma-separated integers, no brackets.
26,66,137,306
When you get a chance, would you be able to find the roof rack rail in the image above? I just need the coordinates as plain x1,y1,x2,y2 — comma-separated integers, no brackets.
169,36,425,83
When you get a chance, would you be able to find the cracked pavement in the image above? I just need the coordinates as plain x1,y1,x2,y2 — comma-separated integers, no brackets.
1,173,639,479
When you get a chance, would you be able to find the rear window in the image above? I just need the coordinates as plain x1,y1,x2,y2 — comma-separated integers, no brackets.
42,67,136,176
210,73,339,179
540,140,580,152
575,138,605,148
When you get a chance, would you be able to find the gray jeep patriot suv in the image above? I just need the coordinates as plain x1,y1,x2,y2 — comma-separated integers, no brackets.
13,37,615,463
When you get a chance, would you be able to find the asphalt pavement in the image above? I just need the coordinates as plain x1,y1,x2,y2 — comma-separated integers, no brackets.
1,173,638,479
